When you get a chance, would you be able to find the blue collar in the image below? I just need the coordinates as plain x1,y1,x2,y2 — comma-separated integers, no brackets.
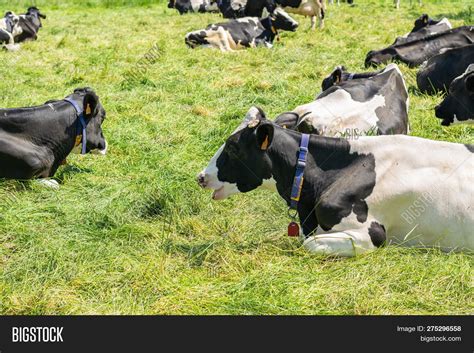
290,133,310,211
63,98,88,155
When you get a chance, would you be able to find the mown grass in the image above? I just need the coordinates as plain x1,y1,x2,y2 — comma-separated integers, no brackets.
0,0,473,314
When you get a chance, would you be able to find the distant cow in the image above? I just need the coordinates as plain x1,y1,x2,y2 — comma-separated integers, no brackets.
0,88,107,183
276,0,326,30
435,65,474,126
218,0,277,18
197,107,474,256
393,14,452,45
417,44,474,95
168,0,219,14
275,64,409,136
12,7,46,43
185,8,298,51
365,26,474,68
0,12,21,51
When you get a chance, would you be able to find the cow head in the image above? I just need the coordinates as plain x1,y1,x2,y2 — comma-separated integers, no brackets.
435,65,474,126
168,0,176,9
66,88,108,155
197,107,275,200
365,49,393,68
27,7,46,20
321,66,347,91
413,14,431,32
270,8,298,32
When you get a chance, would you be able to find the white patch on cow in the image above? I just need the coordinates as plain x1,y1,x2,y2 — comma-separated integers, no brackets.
295,89,386,137
37,179,60,189
347,135,474,252
437,18,452,29
280,1,324,29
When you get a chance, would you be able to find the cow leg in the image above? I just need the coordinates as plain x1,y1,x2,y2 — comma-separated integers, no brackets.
394,0,400,9
303,229,377,257
318,13,324,29
311,16,316,30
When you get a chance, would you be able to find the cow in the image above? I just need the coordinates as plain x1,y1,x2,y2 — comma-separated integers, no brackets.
435,64,474,126
417,44,474,95
197,107,474,257
218,0,277,19
0,88,107,185
274,64,409,137
365,26,474,68
185,8,298,51
12,7,46,43
393,14,452,45
168,0,219,15
276,0,326,30
0,12,21,51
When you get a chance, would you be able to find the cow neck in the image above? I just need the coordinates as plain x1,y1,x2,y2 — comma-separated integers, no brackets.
266,127,352,205
5,16,14,33
260,16,277,41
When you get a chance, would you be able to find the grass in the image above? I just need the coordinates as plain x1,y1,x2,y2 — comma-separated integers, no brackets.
0,0,473,315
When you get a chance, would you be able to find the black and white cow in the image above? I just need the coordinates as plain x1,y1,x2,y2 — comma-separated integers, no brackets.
185,8,298,51
417,44,474,95
0,88,107,185
365,26,474,68
0,12,21,51
435,64,474,126
394,0,422,10
197,107,474,256
168,0,219,15
276,0,326,30
218,0,277,19
393,14,452,45
275,64,409,136
12,7,46,43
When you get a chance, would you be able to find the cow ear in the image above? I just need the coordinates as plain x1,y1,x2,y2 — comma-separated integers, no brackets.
332,67,343,84
256,123,274,151
83,92,99,120
466,74,474,93
422,14,429,24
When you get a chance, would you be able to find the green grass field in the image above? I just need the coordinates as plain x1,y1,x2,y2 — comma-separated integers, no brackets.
0,0,472,315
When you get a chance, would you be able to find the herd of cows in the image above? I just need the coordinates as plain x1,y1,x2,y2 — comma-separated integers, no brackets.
0,3,473,257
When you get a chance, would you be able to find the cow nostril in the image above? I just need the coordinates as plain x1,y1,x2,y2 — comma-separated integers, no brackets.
197,173,206,187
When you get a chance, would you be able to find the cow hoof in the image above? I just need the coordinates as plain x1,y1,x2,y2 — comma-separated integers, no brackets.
37,179,60,189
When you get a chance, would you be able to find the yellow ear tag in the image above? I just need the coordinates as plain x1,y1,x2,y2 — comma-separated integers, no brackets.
261,135,269,150
248,119,260,128
85,104,92,115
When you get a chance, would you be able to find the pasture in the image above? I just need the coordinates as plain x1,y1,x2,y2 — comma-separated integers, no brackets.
0,0,472,314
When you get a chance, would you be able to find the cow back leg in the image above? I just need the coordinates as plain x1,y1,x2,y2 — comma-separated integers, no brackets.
303,228,378,257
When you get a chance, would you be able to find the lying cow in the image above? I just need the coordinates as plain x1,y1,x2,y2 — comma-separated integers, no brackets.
0,12,21,51
12,7,46,43
435,64,474,126
218,0,276,18
276,0,326,30
365,26,474,68
0,88,107,184
185,8,298,51
168,0,219,15
393,14,452,45
197,107,474,256
417,44,474,95
275,64,409,136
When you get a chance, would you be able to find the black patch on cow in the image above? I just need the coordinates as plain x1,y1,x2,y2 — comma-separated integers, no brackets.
368,221,386,247
465,144,474,153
